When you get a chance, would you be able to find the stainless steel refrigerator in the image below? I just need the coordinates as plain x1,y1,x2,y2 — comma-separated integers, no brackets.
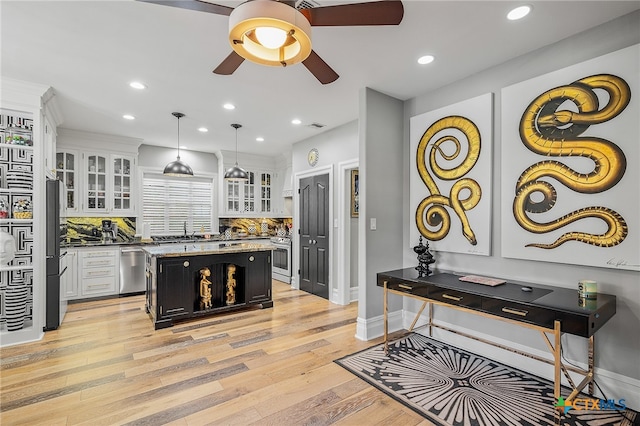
45,178,67,331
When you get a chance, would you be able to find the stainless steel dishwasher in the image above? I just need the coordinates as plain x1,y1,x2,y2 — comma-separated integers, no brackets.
120,246,146,295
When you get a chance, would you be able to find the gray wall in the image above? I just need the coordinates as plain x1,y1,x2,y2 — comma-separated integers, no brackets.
291,121,359,296
401,10,640,399
138,144,218,174
359,87,404,323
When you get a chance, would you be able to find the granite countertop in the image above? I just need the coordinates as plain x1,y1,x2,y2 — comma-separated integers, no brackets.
62,235,274,249
142,241,276,257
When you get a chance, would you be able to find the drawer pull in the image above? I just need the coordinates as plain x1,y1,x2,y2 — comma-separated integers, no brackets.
87,283,110,289
502,307,528,317
398,284,413,290
87,260,111,266
442,293,462,302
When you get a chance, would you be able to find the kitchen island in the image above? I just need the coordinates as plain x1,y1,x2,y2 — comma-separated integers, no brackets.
143,241,275,329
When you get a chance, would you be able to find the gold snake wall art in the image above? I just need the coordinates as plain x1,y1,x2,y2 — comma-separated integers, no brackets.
415,115,482,245
514,74,631,249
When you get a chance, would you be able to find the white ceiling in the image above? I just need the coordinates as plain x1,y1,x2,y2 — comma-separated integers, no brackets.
2,1,639,158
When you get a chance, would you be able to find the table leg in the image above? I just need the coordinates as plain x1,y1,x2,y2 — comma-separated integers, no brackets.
384,280,388,354
554,320,561,401
428,302,433,337
589,335,594,395
409,301,427,332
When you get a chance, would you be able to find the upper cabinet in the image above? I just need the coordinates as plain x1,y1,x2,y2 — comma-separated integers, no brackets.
57,129,141,217
223,169,273,216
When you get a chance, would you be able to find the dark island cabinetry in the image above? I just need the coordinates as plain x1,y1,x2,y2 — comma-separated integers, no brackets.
145,243,274,329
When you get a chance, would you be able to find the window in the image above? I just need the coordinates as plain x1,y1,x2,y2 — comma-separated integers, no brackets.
143,174,213,235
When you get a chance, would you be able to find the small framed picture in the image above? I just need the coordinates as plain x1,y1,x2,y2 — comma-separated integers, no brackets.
351,169,359,218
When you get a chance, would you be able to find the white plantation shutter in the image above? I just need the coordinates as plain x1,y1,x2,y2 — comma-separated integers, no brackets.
143,174,213,235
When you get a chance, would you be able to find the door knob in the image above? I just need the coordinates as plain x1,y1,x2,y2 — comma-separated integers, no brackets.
313,239,317,245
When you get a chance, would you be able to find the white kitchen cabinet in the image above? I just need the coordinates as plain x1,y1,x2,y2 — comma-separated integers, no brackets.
56,149,79,215
57,129,141,217
60,249,78,300
223,169,273,216
77,248,119,299
83,153,136,215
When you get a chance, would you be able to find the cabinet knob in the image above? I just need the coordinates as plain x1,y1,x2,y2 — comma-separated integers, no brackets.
249,256,255,262
183,261,189,267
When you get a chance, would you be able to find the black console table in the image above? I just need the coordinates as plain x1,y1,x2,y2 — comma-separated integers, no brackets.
377,269,616,402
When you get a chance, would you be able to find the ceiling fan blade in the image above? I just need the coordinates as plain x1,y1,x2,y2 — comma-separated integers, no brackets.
137,0,233,16
213,52,245,75
302,50,339,85
300,0,403,26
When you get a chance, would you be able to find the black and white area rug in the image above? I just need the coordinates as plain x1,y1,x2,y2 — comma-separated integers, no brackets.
335,333,638,426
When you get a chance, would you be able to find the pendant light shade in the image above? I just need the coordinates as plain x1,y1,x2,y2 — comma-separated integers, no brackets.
164,112,193,177
224,123,249,181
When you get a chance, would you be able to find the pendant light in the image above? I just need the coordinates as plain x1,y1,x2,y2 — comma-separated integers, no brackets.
163,112,194,177
224,123,249,181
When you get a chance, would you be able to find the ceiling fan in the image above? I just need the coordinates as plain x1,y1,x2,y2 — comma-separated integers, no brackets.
138,0,404,84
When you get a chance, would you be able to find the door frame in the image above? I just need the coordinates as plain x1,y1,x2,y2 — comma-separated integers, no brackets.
337,159,358,305
292,165,333,297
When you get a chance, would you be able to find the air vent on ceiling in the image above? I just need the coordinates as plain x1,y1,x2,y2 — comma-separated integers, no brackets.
296,0,320,10
307,122,326,129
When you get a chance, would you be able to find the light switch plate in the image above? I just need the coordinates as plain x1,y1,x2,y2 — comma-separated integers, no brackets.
370,218,376,230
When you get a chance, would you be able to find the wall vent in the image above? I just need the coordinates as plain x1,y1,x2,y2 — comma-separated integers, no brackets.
307,122,326,129
296,0,320,10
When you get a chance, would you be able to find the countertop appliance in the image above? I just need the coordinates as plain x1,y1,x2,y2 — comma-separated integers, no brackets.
101,219,118,244
45,179,67,331
120,246,145,295
270,237,292,284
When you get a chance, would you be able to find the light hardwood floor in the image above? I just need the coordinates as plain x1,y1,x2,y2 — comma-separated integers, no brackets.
1,281,431,425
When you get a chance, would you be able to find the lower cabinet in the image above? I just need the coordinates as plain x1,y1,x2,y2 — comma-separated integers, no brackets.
76,247,119,299
147,250,273,329
246,251,271,303
156,258,192,321
61,249,78,300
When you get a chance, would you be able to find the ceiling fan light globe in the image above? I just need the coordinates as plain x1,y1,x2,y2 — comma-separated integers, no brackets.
229,0,311,67
255,26,287,49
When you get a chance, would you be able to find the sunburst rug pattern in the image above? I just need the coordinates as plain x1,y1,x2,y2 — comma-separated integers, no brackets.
335,333,638,426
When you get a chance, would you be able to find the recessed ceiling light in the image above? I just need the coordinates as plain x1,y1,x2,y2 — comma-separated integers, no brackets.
129,81,146,90
223,103,235,110
291,119,302,125
417,55,435,65
256,137,264,142
198,127,208,132
507,5,531,20
123,114,135,120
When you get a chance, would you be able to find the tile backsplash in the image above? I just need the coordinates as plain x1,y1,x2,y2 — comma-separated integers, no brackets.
63,217,136,244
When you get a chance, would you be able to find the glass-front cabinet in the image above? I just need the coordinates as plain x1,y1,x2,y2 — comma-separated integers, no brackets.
56,150,136,216
260,172,271,213
85,154,107,212
243,172,255,212
56,150,78,213
57,129,140,217
224,170,273,216
112,155,132,212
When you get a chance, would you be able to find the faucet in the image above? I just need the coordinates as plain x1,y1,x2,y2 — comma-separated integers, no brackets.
183,221,187,237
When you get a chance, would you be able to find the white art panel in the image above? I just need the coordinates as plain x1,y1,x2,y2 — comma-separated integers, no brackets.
501,44,639,271
410,93,493,256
